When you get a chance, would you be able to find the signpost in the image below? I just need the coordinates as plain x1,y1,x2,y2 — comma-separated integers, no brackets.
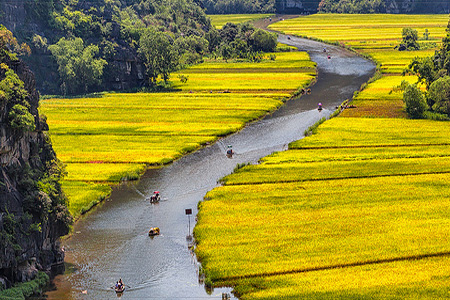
185,209,192,240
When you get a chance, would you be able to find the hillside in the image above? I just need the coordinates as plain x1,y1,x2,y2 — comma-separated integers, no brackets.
0,26,71,289
0,0,211,94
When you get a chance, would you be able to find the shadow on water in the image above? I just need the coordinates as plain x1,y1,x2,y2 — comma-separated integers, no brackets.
45,35,375,300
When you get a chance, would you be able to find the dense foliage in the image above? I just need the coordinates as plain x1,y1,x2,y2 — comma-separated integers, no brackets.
14,0,213,94
12,0,279,95
403,20,450,119
317,0,449,13
0,271,49,300
0,26,72,260
318,0,387,13
199,0,275,14
48,37,107,94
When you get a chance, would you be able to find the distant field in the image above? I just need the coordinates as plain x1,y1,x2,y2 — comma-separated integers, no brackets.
173,52,315,92
40,52,315,217
269,14,447,118
209,14,274,28
195,14,450,300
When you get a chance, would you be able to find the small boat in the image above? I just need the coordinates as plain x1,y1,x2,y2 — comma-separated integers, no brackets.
226,145,234,158
115,285,125,293
149,227,160,236
149,191,161,203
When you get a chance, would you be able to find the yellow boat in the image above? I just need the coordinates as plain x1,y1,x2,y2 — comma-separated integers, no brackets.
148,227,160,236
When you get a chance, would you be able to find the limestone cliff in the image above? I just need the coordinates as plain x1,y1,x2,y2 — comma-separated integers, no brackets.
0,37,72,288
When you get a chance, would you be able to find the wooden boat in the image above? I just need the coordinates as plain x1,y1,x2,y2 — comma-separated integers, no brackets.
149,191,161,203
115,285,125,293
149,227,160,236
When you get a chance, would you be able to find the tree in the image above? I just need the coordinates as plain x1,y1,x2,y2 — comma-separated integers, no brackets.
403,83,428,119
401,27,419,50
249,29,277,52
9,104,36,132
48,37,107,94
428,76,450,115
138,28,179,84
405,56,437,88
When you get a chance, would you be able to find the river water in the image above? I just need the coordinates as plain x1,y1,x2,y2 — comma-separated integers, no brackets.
45,35,374,300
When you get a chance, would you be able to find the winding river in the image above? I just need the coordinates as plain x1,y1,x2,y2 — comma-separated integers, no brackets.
45,34,375,300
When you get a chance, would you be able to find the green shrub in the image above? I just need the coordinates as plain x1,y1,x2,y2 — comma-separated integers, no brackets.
0,272,49,300
8,104,36,132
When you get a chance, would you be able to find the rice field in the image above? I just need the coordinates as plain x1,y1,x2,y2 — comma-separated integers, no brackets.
195,117,450,299
269,14,448,74
195,14,450,299
209,14,274,29
40,51,315,217
173,52,315,92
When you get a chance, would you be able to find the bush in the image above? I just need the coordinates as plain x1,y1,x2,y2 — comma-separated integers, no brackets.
0,272,49,300
403,84,428,119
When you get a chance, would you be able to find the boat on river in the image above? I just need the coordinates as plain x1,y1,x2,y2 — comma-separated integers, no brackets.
149,227,160,236
115,285,125,294
149,191,160,203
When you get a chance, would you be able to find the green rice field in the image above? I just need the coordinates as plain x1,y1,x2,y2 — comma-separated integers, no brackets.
40,51,315,217
209,14,274,29
195,14,450,299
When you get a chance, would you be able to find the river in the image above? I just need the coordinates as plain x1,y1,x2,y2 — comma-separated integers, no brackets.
44,35,375,300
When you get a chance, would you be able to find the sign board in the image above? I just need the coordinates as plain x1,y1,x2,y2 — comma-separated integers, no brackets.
185,209,192,215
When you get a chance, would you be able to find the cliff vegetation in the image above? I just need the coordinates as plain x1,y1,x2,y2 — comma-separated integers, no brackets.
0,25,72,290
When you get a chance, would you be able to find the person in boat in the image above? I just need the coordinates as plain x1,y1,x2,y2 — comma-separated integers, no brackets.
150,191,160,202
226,145,234,157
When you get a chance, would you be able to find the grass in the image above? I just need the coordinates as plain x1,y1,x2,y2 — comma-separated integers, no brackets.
195,14,450,300
40,52,315,218
209,14,274,29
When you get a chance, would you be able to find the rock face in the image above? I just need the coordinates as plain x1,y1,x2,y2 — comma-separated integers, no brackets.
0,52,70,288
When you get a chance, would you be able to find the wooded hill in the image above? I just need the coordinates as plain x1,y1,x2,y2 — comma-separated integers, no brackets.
0,0,211,94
